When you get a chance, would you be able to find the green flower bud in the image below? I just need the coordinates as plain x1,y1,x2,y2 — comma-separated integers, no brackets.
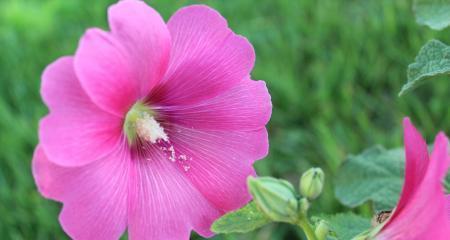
314,220,330,240
247,176,299,223
299,167,325,200
299,197,310,215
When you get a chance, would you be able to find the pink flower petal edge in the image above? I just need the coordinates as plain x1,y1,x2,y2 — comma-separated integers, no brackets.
32,145,129,240
377,118,450,240
39,57,122,167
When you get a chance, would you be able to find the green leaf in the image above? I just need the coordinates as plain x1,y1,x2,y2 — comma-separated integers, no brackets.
335,146,404,211
211,201,271,234
414,0,450,30
321,213,371,240
399,39,450,96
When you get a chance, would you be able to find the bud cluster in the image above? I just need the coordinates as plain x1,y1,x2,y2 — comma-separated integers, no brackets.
247,167,328,240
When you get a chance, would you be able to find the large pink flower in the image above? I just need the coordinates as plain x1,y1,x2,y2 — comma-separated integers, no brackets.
375,118,450,240
32,1,271,239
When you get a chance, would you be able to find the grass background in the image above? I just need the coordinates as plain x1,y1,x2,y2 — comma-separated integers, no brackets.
0,0,449,239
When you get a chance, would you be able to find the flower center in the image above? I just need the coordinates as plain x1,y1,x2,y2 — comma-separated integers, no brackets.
124,101,168,145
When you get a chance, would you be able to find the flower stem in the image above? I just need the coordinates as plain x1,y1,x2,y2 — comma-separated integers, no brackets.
297,217,317,240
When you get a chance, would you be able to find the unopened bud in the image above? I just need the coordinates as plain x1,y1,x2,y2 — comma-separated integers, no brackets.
299,197,310,215
315,220,329,240
299,168,325,200
248,176,299,223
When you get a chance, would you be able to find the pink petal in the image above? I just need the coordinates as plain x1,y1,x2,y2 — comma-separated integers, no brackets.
151,5,255,105
32,146,129,240
166,126,268,211
447,195,450,219
128,149,221,239
39,57,122,166
378,132,450,239
108,0,171,97
386,118,430,224
429,132,450,183
158,79,271,131
41,56,98,112
74,28,138,116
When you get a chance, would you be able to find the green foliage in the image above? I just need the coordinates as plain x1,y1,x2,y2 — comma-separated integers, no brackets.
446,172,450,190
335,146,404,211
0,0,449,239
400,39,450,95
211,202,271,234
321,213,371,240
414,0,450,30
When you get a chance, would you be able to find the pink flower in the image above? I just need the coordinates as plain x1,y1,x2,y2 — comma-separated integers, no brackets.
375,118,450,240
32,1,271,239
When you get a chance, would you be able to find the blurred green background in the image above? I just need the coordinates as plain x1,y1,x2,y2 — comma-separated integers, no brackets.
0,0,449,239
